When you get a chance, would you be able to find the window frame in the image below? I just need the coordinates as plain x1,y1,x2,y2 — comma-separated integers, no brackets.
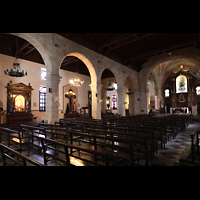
39,86,46,112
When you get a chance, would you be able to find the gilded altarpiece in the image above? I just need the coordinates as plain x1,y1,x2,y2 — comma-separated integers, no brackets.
6,82,33,124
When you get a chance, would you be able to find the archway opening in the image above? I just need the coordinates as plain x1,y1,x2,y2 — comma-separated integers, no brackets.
0,33,47,123
1,33,45,65
147,59,200,115
59,52,98,119
101,69,118,117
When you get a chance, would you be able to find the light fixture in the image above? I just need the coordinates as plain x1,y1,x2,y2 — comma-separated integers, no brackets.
105,80,115,91
69,76,84,86
126,78,134,95
69,59,84,86
126,88,134,95
4,36,27,77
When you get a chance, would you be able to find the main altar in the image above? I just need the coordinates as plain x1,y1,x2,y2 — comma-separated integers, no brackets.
170,107,189,114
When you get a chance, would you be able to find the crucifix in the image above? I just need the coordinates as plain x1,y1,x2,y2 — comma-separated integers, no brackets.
65,88,76,113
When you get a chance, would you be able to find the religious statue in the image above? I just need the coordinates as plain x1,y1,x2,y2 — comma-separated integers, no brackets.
65,88,76,113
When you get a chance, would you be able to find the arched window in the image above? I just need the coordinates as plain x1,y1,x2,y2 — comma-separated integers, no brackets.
41,67,46,81
165,89,170,97
176,75,187,93
39,86,46,111
112,95,117,109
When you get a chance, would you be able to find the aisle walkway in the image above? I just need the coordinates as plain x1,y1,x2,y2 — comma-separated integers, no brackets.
150,122,200,166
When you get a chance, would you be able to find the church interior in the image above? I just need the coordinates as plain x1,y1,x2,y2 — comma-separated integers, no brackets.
0,33,200,166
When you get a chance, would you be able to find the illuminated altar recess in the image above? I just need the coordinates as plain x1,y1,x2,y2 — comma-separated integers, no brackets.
176,75,187,93
15,94,25,111
6,82,33,124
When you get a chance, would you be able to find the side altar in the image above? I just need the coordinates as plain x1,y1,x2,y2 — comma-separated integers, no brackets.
6,82,33,124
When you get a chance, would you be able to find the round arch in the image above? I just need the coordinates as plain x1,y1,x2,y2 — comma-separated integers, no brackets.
59,52,99,119
98,66,123,87
7,33,56,123
100,68,118,114
59,52,97,86
139,49,200,114
140,49,200,90
9,33,51,68
138,49,200,114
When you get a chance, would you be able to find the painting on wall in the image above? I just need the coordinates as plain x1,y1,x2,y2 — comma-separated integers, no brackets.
176,75,187,93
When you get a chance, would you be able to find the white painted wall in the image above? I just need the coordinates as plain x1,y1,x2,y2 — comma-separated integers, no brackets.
0,53,91,121
59,70,91,115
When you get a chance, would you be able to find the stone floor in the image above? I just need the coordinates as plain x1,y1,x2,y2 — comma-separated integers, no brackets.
0,121,200,166
149,121,200,166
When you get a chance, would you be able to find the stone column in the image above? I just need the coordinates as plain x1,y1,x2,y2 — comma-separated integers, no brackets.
133,90,140,115
46,72,62,124
156,88,162,111
139,91,148,113
90,82,98,119
138,81,148,114
117,87,126,116
96,79,102,119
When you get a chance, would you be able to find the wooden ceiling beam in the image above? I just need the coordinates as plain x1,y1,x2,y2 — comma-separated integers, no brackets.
108,33,156,50
22,46,35,57
62,57,79,66
126,38,199,63
17,42,30,54
98,33,137,51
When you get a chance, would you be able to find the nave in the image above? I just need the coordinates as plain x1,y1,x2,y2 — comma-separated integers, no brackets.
0,114,199,166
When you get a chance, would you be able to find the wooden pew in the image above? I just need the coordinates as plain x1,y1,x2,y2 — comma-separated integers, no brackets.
29,134,128,166
53,119,155,165
103,123,167,148
0,143,45,166
20,124,49,142
86,127,154,165
68,129,140,165
0,127,31,155
39,123,68,141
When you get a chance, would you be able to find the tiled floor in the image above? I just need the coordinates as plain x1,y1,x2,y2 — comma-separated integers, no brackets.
0,121,200,166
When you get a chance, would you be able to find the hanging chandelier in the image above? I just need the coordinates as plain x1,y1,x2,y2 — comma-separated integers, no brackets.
69,59,84,86
4,57,27,77
126,88,134,95
126,78,134,95
69,76,84,86
105,80,115,91
4,36,27,78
